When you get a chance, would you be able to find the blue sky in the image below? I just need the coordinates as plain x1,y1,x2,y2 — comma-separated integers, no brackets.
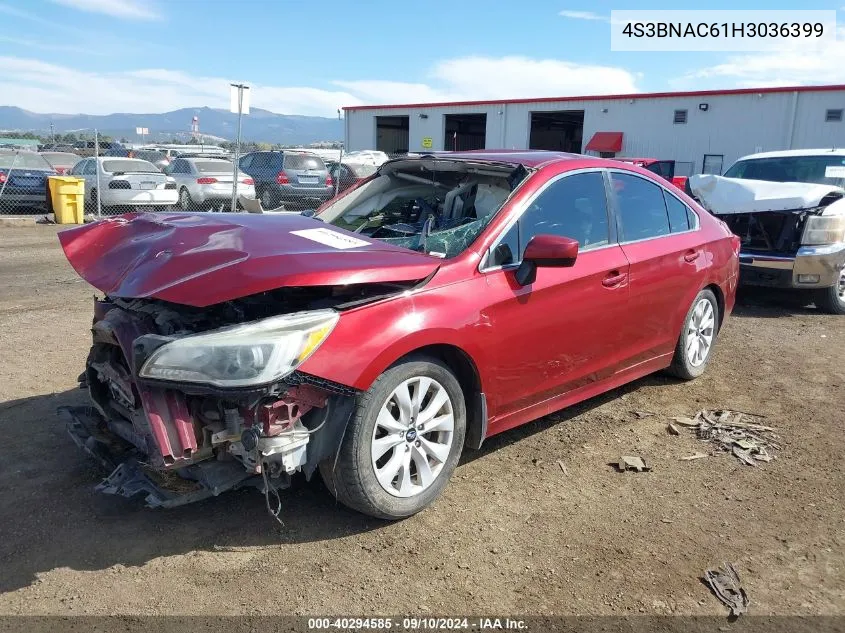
0,0,842,117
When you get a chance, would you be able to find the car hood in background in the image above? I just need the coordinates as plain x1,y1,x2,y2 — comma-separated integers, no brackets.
690,174,845,215
58,212,440,307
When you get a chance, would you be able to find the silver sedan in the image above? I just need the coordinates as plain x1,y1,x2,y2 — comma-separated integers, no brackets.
165,157,255,211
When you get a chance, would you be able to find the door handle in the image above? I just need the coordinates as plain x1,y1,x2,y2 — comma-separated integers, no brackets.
602,271,628,287
684,250,701,263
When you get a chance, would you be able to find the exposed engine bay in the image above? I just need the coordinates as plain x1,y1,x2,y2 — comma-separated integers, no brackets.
318,158,528,257
60,283,415,515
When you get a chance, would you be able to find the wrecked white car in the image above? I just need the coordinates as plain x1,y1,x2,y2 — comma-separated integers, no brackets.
690,149,845,314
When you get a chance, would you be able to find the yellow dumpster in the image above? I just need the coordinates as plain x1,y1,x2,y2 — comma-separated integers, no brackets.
48,176,85,224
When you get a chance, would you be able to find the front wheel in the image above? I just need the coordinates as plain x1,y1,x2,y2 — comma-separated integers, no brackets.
319,356,466,519
815,268,845,315
179,187,195,211
667,289,719,380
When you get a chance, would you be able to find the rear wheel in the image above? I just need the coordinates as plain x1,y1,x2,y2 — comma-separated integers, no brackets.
667,289,719,380
260,188,276,210
815,268,845,315
178,187,195,211
319,356,466,519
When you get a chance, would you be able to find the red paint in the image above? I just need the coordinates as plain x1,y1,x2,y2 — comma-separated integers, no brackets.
64,152,738,446
343,84,845,112
585,132,623,153
58,212,440,307
137,388,197,463
299,154,738,439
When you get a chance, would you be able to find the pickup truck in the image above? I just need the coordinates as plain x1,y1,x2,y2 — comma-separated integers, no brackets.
689,149,845,314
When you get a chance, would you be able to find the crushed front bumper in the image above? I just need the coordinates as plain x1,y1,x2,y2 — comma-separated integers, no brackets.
59,405,261,508
739,242,845,289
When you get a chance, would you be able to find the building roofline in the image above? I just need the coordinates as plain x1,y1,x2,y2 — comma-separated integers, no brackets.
342,84,845,112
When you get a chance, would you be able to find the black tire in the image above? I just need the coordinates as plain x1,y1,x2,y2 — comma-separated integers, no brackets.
815,271,845,315
319,356,466,520
259,187,276,211
178,187,195,211
667,288,720,380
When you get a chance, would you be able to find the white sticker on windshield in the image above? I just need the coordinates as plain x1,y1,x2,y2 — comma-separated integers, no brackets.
291,228,370,250
825,165,845,178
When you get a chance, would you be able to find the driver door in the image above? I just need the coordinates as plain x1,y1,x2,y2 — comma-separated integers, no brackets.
480,170,632,421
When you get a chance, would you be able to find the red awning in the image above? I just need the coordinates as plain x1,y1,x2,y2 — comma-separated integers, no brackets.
585,132,623,153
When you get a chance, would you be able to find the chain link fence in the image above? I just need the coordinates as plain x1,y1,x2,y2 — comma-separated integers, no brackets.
0,138,407,219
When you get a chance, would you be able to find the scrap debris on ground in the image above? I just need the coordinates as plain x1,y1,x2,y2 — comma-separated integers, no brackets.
672,409,780,466
615,455,651,472
704,562,750,617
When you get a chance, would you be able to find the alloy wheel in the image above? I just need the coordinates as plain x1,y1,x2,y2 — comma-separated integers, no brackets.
179,188,191,210
370,377,454,498
261,189,273,210
686,298,715,367
838,268,845,301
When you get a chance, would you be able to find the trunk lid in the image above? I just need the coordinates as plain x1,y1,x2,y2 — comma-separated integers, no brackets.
58,212,440,307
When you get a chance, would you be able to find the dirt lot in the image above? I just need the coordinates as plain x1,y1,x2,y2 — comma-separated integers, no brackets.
0,224,842,617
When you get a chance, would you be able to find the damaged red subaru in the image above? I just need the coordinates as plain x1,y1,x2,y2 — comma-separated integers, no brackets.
59,151,739,520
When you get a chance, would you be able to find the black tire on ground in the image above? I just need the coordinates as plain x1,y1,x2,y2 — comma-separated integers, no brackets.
319,355,467,520
259,187,276,210
815,282,845,315
179,187,195,211
666,288,720,381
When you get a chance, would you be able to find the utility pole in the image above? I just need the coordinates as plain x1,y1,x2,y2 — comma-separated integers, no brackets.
49,121,55,145
230,83,250,212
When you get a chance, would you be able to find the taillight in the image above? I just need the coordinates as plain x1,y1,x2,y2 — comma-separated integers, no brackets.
0,171,7,184
325,175,334,187
196,177,217,184
276,171,289,185
242,177,254,185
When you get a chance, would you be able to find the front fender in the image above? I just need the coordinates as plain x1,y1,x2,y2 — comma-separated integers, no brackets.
299,281,492,392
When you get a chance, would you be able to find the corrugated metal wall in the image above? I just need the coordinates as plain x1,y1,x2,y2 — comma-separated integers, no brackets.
345,89,845,173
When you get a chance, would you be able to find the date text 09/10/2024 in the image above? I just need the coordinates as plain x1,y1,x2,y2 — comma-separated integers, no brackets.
307,618,528,630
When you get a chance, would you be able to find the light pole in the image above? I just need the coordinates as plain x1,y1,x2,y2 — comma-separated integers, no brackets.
230,83,250,212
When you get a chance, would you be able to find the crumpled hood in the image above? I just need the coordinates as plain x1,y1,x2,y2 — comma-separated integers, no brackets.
58,212,440,307
690,174,845,215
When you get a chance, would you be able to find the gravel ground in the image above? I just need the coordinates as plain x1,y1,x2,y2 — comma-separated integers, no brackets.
0,225,842,617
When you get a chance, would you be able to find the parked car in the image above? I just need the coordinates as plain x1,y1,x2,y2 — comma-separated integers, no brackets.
164,157,255,210
690,149,845,314
58,150,738,519
72,140,124,157
238,150,334,210
326,160,378,193
68,157,177,212
40,151,82,175
613,157,690,191
104,148,170,170
0,149,56,211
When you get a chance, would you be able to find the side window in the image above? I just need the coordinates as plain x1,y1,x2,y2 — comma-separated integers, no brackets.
687,207,699,229
520,172,610,252
664,191,690,232
612,173,670,241
84,160,97,175
70,160,85,175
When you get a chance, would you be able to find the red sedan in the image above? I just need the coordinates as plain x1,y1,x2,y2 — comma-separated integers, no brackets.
59,151,739,519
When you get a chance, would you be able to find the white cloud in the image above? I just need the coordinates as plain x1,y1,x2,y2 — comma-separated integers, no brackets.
0,55,639,117
559,10,609,22
675,27,845,88
337,56,639,105
0,35,106,55
50,0,161,20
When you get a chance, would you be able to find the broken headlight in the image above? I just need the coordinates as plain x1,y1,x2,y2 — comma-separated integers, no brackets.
139,310,339,387
802,212,845,246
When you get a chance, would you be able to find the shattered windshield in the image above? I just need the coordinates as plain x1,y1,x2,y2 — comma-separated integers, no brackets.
724,155,845,188
316,159,527,258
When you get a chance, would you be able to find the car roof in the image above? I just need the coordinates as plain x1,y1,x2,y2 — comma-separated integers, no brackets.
430,149,586,168
737,148,845,161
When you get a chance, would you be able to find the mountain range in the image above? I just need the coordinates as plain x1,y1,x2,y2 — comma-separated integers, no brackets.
0,106,343,145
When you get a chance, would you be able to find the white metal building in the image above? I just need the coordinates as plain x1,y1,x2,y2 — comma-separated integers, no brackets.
343,85,845,176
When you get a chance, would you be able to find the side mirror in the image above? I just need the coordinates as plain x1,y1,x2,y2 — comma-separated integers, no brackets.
515,234,579,286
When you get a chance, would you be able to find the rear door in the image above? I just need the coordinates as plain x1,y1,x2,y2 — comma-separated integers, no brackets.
480,169,631,418
610,170,707,364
